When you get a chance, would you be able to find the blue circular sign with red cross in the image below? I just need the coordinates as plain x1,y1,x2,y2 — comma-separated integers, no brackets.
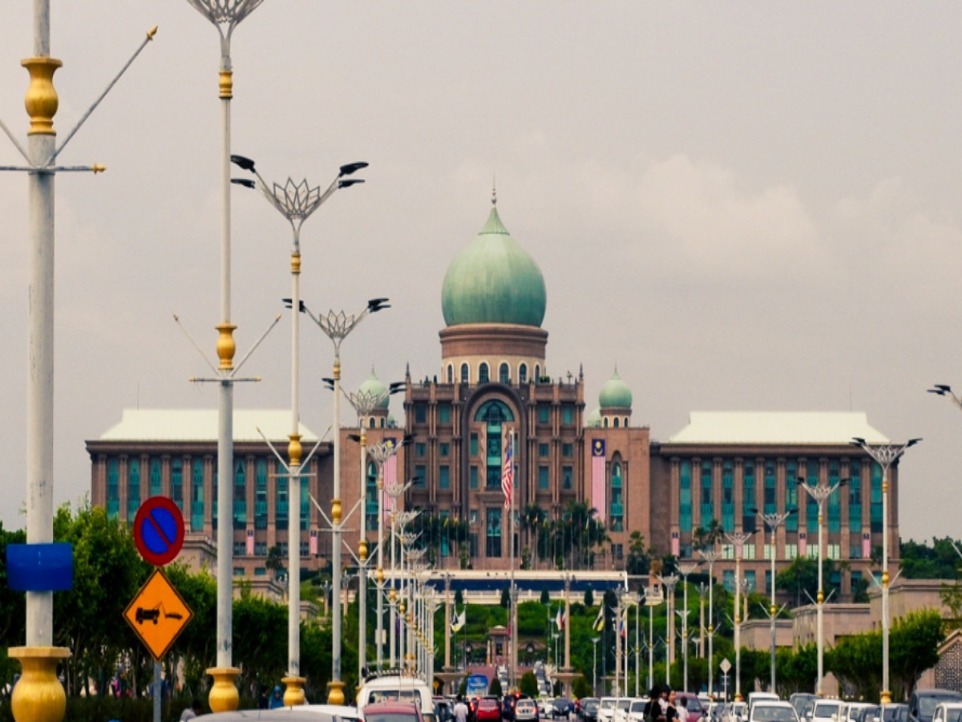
133,496,185,566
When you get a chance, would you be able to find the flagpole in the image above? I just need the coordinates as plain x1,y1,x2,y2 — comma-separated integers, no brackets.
509,428,518,692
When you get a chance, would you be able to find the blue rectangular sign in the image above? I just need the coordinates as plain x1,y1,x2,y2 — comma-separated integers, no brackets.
7,543,73,591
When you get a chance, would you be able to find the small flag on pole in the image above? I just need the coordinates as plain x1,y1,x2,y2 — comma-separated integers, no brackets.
555,607,565,631
501,431,514,510
451,608,466,633
593,605,605,632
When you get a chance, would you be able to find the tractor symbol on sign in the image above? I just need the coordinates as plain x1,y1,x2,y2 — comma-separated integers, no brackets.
135,603,184,625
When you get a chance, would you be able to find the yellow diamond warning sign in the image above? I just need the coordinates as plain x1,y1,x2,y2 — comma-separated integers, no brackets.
124,568,193,660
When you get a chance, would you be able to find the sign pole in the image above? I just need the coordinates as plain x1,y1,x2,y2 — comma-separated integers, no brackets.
153,662,162,722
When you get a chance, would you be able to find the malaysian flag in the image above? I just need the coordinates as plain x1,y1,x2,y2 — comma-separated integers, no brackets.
501,430,514,510
309,529,318,555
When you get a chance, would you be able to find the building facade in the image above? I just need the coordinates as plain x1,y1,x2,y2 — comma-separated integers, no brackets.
87,199,904,603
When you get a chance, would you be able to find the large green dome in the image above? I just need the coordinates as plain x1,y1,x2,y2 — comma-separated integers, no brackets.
441,203,547,327
358,369,390,410
599,370,633,409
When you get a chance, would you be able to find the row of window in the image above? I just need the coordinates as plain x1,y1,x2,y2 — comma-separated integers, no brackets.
414,439,579,458
105,456,310,533
445,361,543,386
678,458,881,536
411,402,578,426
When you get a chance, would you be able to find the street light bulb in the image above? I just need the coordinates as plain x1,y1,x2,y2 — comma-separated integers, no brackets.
230,154,256,172
339,161,369,176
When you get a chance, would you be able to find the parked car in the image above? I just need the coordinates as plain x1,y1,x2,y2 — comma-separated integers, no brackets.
723,702,748,722
748,702,798,722
879,706,909,722
582,699,601,722
789,695,816,722
627,699,649,722
846,704,879,722
675,693,707,722
910,692,962,722
931,703,962,722
364,703,424,722
516,699,540,722
597,699,619,722
810,701,843,722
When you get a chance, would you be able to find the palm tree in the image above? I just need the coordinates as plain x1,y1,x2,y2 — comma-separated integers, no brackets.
693,518,725,551
521,504,547,568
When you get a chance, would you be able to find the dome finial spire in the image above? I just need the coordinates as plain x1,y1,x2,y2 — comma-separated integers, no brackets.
491,172,497,206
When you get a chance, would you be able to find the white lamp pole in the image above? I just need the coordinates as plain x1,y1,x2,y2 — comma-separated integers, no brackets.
308,300,389,702
661,575,678,688
756,510,792,694
184,0,262,710
698,548,721,699
675,561,700,692
724,532,752,701
231,155,367,705
851,437,920,705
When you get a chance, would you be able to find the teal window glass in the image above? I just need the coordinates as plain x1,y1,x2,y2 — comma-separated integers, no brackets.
460,363,469,383
471,433,479,457
470,466,479,490
562,465,573,491
785,461,798,532
828,460,841,533
366,461,379,531
745,569,757,591
300,475,309,531
807,460,819,534
870,462,883,533
562,443,573,458
486,508,502,557
127,459,141,520
415,443,426,458
255,459,268,530
562,405,574,425
764,460,776,514
539,443,549,457
276,475,289,528
415,404,427,423
680,461,692,533
440,443,450,457
439,465,450,490
519,364,528,384
191,459,204,531
479,363,489,383
149,458,162,497
538,406,550,424
439,405,451,424
415,465,426,488
538,466,549,490
440,510,450,556
171,457,183,506
722,460,734,531
233,459,246,529
742,461,755,533
700,460,713,527
107,458,120,519
849,460,862,532
610,462,623,531
499,363,510,383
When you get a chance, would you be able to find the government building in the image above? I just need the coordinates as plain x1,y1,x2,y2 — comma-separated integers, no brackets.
86,197,900,603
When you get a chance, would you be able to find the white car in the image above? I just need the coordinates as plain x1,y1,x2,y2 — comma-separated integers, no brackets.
932,704,962,722
810,701,843,722
748,701,799,722
597,699,619,722
845,704,879,722
628,699,651,722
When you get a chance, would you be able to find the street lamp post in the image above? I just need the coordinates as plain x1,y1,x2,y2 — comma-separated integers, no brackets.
698,548,721,699
309,300,388,703
661,575,678,687
755,509,793,694
184,1,262,710
591,636,601,696
724,532,752,701
645,585,663,691
851,436,921,705
675,561,699,692
231,154,367,705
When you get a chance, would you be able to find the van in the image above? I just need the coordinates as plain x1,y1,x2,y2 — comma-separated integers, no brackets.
357,674,436,722
748,695,780,715
908,690,962,722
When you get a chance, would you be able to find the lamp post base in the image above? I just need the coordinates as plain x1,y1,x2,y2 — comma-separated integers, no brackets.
206,667,240,712
282,675,306,706
327,680,346,705
9,646,70,722
881,690,892,705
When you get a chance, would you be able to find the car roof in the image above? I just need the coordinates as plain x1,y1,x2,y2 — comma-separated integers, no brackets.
364,702,420,714
197,712,348,722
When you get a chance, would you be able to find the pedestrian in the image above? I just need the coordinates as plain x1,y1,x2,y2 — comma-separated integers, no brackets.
268,685,285,709
665,691,679,722
454,694,470,722
180,699,203,722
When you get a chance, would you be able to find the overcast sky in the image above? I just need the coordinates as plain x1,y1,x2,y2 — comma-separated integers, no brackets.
2,2,961,544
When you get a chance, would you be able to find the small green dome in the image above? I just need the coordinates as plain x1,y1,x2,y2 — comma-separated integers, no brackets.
358,369,390,410
586,408,602,428
441,202,547,327
599,370,632,409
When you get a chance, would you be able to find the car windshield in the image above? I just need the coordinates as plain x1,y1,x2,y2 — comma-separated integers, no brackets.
814,704,841,718
754,708,796,722
618,701,631,711
367,715,419,722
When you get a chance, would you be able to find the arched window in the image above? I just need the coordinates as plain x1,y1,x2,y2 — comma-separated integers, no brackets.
519,363,528,384
610,460,624,531
614,418,620,428
499,363,510,384
447,364,454,383
460,363,469,383
534,365,541,382
603,417,609,428
479,362,489,384
369,418,375,429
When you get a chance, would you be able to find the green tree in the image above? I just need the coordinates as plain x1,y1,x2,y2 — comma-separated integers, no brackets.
693,519,724,551
489,677,503,696
572,675,592,699
890,610,944,698
626,531,651,575
266,544,285,579
584,588,595,608
775,556,834,606
520,670,539,697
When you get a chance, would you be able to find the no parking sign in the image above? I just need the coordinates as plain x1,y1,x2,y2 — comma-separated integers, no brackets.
132,496,185,566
